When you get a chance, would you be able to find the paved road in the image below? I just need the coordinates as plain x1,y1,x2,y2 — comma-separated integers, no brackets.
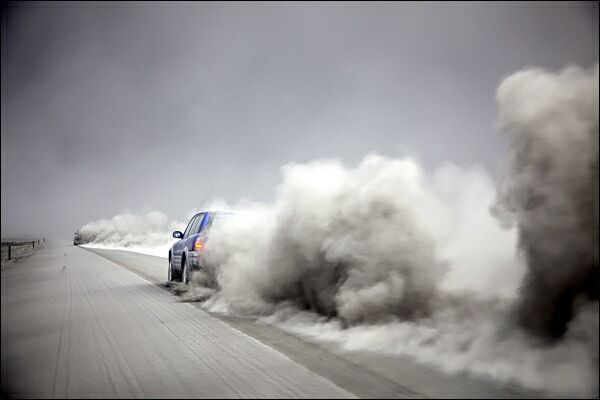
2,242,543,398
1,242,354,398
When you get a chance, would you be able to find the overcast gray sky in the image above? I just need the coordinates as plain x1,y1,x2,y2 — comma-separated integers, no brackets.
1,1,598,238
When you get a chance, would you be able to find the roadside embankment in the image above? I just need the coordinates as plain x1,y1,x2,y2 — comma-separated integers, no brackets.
1,238,45,270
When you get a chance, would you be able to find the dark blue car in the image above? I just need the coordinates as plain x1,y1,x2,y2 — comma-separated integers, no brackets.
169,210,233,283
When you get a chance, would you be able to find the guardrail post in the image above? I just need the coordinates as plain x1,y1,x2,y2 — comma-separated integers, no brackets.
8,246,11,260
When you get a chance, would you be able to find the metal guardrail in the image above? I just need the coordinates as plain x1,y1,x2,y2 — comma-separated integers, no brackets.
1,238,45,261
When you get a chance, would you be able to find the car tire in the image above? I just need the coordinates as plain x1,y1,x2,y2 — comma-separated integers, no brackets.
182,257,189,284
168,259,174,282
168,257,180,282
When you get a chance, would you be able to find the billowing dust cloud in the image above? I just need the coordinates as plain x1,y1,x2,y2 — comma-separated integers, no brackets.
494,64,599,338
78,211,183,256
200,161,596,395
202,157,522,320
80,64,599,395
198,64,598,395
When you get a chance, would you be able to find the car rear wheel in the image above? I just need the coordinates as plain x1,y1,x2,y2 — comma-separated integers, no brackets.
182,257,189,284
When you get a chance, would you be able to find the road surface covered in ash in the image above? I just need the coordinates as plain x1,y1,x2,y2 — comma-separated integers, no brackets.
2,241,542,398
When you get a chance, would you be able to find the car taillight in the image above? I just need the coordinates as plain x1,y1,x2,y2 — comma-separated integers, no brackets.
194,238,205,251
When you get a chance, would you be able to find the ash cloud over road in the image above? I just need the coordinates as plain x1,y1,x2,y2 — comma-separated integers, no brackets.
78,211,183,257
494,65,599,338
82,64,599,395
201,156,519,319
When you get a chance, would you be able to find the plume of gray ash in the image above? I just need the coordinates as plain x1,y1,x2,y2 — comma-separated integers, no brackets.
494,64,599,338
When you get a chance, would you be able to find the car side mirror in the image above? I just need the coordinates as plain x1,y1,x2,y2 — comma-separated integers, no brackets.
173,231,183,239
